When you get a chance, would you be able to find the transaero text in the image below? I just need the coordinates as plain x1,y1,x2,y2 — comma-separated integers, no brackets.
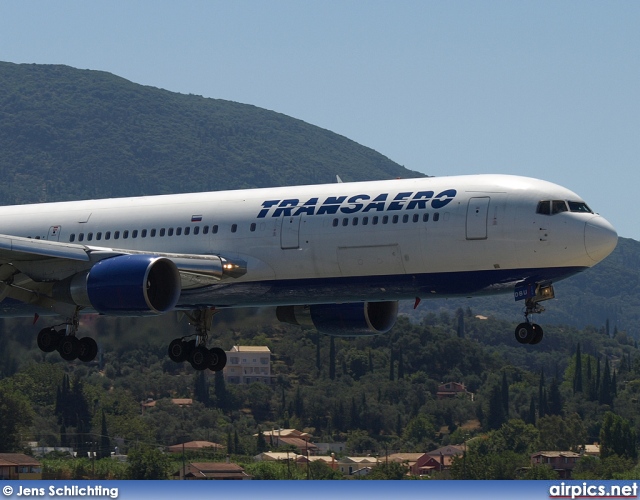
257,189,458,218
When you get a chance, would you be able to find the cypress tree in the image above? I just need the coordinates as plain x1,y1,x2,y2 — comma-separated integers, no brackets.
573,343,583,394
389,349,395,381
548,377,563,416
99,410,111,459
397,347,404,380
538,371,546,419
501,371,509,417
487,383,506,430
329,337,336,380
527,395,536,425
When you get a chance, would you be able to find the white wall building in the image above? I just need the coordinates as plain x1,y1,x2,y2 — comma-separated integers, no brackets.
223,346,274,385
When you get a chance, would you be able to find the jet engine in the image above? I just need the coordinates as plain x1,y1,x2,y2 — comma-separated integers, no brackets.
276,301,398,336
53,255,181,315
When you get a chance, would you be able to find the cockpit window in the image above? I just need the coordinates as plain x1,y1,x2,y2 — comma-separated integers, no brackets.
568,201,593,213
536,201,551,215
552,200,568,214
537,199,593,215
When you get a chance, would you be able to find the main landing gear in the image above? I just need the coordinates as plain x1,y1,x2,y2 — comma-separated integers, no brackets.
36,316,98,362
514,281,555,346
167,308,228,372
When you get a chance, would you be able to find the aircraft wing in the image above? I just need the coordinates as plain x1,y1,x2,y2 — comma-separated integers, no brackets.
0,233,246,287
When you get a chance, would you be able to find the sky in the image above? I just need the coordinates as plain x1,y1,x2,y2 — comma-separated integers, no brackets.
1,1,639,239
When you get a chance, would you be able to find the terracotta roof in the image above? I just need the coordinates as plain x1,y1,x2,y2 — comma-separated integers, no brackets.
0,454,41,466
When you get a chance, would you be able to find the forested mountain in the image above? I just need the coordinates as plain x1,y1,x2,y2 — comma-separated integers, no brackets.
0,61,420,205
0,62,639,480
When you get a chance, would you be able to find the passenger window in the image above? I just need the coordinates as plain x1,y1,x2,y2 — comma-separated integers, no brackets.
413,214,419,223
403,214,409,223
114,231,120,239
231,224,237,233
194,226,200,235
150,229,156,237
87,233,93,241
176,227,182,236
96,232,102,240
168,228,174,236
184,227,190,235
203,226,209,235
141,229,147,238
123,230,129,239
362,217,369,226
433,213,440,221
105,232,111,240
132,230,138,238
70,234,75,242
423,213,429,222
342,218,348,227
212,225,218,234
382,216,389,224
160,229,165,237
78,234,84,242
353,217,358,226
372,216,379,225
250,223,256,232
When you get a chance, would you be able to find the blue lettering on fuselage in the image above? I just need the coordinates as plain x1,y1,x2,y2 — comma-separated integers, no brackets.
256,189,457,218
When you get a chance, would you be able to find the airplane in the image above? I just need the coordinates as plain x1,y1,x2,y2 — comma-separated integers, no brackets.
0,174,617,371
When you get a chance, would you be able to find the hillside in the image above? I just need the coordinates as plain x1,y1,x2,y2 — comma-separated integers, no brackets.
0,61,421,205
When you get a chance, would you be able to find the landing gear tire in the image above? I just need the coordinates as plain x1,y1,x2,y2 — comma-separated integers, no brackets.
529,324,544,345
78,337,98,362
168,338,189,362
208,347,227,372
515,323,535,344
189,345,211,371
58,336,80,361
37,327,63,353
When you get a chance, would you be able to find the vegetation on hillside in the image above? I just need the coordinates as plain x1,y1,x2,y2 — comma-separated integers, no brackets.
0,61,420,205
0,307,638,479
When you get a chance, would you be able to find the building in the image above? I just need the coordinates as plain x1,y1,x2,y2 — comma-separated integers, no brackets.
258,429,318,455
223,346,274,385
171,462,251,480
254,451,304,462
335,456,378,475
531,451,581,479
167,440,224,454
436,382,474,401
0,454,42,480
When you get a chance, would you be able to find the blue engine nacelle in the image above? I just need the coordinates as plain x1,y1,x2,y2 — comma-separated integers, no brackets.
276,301,398,336
57,255,181,315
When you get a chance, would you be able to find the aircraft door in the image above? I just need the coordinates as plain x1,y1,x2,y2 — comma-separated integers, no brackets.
280,216,301,249
466,197,490,240
47,225,62,241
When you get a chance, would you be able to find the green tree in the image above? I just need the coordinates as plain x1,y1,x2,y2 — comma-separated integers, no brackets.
127,447,171,479
365,461,407,479
0,383,34,451
599,412,637,461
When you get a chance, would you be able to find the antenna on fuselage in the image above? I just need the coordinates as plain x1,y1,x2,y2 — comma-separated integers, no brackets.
336,175,343,183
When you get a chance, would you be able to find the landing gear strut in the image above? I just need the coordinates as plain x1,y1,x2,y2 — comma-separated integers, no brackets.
36,313,98,362
514,282,554,345
167,308,227,372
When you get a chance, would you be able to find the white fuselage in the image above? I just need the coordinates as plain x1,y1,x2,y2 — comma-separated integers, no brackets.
0,174,618,311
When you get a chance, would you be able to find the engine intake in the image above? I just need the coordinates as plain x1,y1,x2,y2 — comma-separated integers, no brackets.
276,301,398,336
55,255,181,315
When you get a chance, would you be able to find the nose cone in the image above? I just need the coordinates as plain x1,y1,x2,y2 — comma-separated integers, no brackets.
584,216,618,263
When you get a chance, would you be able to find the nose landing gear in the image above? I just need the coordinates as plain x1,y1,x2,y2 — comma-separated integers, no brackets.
514,281,554,346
